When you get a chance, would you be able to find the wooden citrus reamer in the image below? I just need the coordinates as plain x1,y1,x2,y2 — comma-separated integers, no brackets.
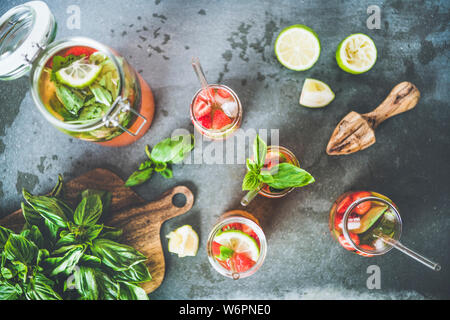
326,82,420,155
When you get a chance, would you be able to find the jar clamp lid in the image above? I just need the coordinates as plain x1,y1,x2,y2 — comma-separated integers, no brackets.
0,1,56,80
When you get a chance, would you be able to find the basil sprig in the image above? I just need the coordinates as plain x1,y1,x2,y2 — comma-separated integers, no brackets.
0,176,151,300
125,134,195,187
242,135,315,191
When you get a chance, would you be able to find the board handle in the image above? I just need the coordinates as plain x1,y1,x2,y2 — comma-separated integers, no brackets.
109,185,194,225
364,82,420,128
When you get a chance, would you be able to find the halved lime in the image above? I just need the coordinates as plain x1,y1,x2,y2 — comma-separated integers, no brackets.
166,225,199,257
299,78,335,108
214,230,259,261
55,58,102,88
336,33,377,74
274,24,321,71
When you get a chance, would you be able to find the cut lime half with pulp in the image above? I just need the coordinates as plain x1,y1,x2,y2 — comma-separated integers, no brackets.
166,225,199,257
214,230,259,262
55,58,102,88
275,24,321,71
336,33,377,74
299,78,335,108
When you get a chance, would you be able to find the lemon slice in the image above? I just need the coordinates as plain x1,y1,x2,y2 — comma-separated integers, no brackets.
55,58,102,88
274,24,321,71
336,33,377,74
299,78,335,108
166,225,199,257
214,230,259,262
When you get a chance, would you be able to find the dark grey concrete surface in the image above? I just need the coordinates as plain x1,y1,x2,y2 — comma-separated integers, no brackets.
0,0,449,299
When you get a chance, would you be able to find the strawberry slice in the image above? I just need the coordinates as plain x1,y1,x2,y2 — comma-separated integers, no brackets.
197,114,212,129
357,244,375,257
212,109,232,130
193,100,212,119
352,191,372,215
336,195,353,214
64,46,97,57
222,223,243,232
335,212,361,231
212,241,222,256
217,88,231,98
241,224,260,247
338,233,360,251
197,88,215,104
232,253,255,273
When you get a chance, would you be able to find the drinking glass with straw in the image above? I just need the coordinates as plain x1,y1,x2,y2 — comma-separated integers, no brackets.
342,196,441,271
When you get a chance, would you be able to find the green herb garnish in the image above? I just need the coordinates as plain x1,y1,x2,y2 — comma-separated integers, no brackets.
125,134,195,187
0,176,151,300
242,135,315,192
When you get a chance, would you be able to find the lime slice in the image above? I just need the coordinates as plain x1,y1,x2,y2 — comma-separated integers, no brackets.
214,230,259,262
274,24,321,71
166,225,199,257
336,33,377,74
299,78,335,108
55,58,102,88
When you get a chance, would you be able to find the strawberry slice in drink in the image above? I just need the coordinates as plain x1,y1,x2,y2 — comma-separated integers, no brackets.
222,223,243,231
232,252,255,273
338,233,360,251
197,113,212,129
351,191,372,215
193,99,212,119
212,109,232,130
197,88,215,104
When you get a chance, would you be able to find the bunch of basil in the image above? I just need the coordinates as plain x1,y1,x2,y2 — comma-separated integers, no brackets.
125,134,195,187
242,135,315,191
0,176,150,300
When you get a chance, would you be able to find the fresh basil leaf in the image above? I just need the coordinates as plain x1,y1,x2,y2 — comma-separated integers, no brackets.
125,160,153,187
49,245,85,276
53,243,78,255
84,224,104,241
0,281,21,300
36,249,49,265
21,202,43,228
55,84,85,115
113,262,151,283
242,170,261,191
48,174,64,198
95,269,119,300
253,135,267,168
79,254,102,267
23,190,72,228
150,134,195,164
4,234,38,265
153,161,167,172
261,163,315,190
74,266,98,300
246,158,259,172
51,54,81,81
159,167,173,179
77,103,110,121
11,261,27,282
22,225,45,249
90,84,113,106
74,195,103,226
90,239,147,272
0,226,13,249
25,273,62,300
98,226,123,241
216,246,234,261
118,282,149,300
81,189,112,216
1,266,15,279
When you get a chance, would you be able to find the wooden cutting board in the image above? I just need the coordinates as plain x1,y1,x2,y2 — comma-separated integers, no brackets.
0,168,194,294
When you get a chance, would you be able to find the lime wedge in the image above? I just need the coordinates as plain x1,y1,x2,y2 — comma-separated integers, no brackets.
166,225,199,257
55,58,102,88
336,33,377,74
299,78,335,108
274,24,321,71
214,230,259,262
